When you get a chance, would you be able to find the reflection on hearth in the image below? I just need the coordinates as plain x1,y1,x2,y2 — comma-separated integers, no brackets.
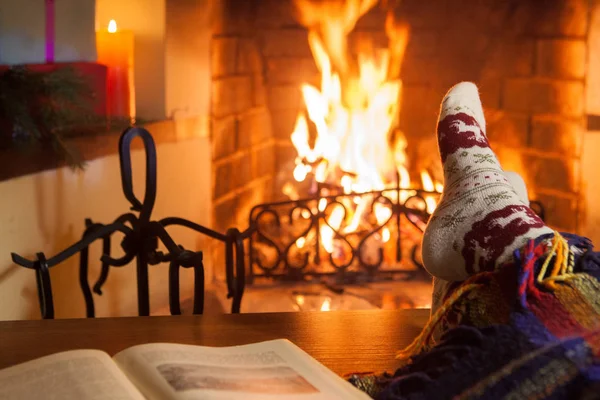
178,280,432,314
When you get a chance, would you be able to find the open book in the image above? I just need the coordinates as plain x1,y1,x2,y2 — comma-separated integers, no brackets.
0,339,371,399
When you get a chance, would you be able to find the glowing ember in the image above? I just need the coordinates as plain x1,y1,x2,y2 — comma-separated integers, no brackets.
320,297,332,312
296,236,306,249
287,0,442,256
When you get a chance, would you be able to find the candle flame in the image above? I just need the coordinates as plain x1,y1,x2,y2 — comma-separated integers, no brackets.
108,20,118,33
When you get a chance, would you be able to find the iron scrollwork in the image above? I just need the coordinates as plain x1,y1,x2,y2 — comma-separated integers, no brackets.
247,185,547,284
247,183,441,284
11,127,246,318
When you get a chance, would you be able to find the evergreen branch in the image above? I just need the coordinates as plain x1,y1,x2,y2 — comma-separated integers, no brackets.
0,66,134,169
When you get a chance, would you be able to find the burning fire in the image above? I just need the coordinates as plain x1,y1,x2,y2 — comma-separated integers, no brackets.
289,0,442,256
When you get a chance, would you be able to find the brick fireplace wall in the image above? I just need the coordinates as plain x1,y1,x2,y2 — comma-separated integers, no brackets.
210,0,276,235
209,0,592,245
222,0,590,235
391,0,588,234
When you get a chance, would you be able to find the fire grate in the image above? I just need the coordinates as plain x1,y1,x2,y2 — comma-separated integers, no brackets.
248,180,438,284
247,185,546,285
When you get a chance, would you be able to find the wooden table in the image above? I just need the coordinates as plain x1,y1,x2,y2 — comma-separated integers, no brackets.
0,309,429,376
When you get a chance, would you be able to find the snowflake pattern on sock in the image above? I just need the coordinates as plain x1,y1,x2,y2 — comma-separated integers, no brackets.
422,82,553,282
484,191,512,206
440,209,467,229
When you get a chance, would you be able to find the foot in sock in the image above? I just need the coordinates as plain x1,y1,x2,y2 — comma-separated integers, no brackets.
422,82,553,282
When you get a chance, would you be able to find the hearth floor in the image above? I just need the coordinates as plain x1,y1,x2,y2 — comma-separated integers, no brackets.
210,279,433,314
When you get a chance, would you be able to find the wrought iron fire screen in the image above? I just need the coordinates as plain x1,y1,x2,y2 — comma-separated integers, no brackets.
247,184,436,283
246,189,546,284
10,127,247,318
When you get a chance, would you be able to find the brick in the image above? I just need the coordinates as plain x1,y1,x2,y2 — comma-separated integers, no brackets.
252,145,276,179
261,29,311,57
522,154,578,193
502,79,585,117
252,74,268,107
268,85,302,111
271,110,300,140
419,52,485,89
254,0,300,29
213,161,233,199
399,85,440,139
209,243,227,281
213,196,238,233
510,41,536,77
487,113,529,148
212,0,257,36
530,116,583,157
486,1,527,31
239,108,273,148
532,80,585,117
401,56,437,85
233,153,253,189
442,0,505,29
479,79,502,109
236,182,269,228
493,147,528,177
211,116,236,161
404,30,438,58
211,38,237,78
502,79,531,113
275,143,298,172
252,112,274,146
438,28,491,58
236,116,251,151
404,135,442,179
266,57,319,85
528,0,588,37
211,76,253,118
237,39,263,75
484,40,534,79
536,39,586,79
396,0,450,30
533,193,579,232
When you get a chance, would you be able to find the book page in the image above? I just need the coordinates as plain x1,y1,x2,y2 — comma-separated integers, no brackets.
114,340,371,400
0,350,145,400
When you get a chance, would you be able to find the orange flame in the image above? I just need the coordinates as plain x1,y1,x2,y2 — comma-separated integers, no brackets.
289,0,442,255
320,204,345,254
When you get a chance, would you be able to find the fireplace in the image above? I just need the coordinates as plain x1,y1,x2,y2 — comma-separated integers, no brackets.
202,0,600,313
1,0,594,320
4,0,595,318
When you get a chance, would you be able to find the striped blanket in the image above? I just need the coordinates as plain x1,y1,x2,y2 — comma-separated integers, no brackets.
350,232,600,399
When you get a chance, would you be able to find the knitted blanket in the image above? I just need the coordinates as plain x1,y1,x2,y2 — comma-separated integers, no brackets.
350,232,600,399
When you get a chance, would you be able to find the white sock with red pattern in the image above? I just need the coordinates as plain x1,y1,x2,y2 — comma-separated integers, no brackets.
422,82,552,282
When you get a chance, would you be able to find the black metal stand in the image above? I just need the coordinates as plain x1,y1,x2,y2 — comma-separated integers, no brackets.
11,127,246,318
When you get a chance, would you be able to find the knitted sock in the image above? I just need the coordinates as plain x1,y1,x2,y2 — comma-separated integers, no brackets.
422,82,552,282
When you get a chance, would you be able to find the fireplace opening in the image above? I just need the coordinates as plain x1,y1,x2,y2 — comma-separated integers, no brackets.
205,0,595,314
